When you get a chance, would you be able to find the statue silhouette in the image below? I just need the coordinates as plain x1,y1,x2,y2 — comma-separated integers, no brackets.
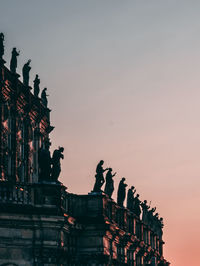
93,160,108,192
117,177,127,207
33,74,40,97
133,194,141,217
127,186,136,211
22,60,31,86
10,48,20,73
104,168,116,198
0,33,4,59
41,88,48,107
147,207,156,227
141,200,150,223
38,140,51,182
157,217,164,239
51,147,64,182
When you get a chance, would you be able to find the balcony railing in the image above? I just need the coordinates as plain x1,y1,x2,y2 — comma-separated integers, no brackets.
0,181,63,207
0,181,163,257
0,182,33,204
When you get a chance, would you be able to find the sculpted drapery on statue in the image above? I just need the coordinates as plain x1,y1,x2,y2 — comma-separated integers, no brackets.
147,207,156,227
117,177,127,207
51,147,64,182
22,60,31,86
141,200,150,223
10,48,20,73
38,140,52,182
104,168,116,198
133,193,141,217
33,75,40,97
0,33,4,58
127,186,136,210
158,217,164,238
93,160,108,192
41,88,48,107
38,142,64,182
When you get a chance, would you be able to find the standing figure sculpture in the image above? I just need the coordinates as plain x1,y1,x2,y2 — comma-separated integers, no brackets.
22,60,31,86
157,217,164,239
127,186,136,211
133,194,141,217
38,140,51,182
10,48,20,73
93,160,108,192
141,200,150,223
33,74,40,97
117,177,127,207
104,168,116,198
0,33,4,59
147,207,156,227
41,88,48,107
51,147,64,182
152,213,159,232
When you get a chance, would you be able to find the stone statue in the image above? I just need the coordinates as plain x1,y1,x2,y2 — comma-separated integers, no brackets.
152,212,159,231
51,147,64,182
141,200,150,223
38,140,51,182
0,33,4,59
157,217,164,239
147,207,156,227
127,186,136,211
33,74,40,97
93,160,108,192
117,177,127,207
41,88,48,107
133,194,141,217
10,48,20,73
104,168,116,198
22,60,31,86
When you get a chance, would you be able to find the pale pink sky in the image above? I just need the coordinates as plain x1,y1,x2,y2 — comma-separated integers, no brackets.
1,1,200,265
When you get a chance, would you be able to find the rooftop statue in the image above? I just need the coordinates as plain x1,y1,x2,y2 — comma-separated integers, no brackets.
133,193,141,217
117,177,127,207
51,147,64,182
22,60,31,86
41,88,48,107
157,217,164,239
93,160,108,192
38,140,51,182
127,186,136,211
147,207,156,227
152,212,159,232
33,74,40,97
10,47,20,73
141,200,150,223
0,33,4,59
104,168,116,198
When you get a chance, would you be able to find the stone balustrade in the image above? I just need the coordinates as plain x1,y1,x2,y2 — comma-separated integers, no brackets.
0,183,168,265
0,181,63,208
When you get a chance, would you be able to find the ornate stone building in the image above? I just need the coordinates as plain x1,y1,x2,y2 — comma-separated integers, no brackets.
0,35,170,266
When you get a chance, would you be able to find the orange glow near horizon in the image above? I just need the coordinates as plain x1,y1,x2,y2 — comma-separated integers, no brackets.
2,1,200,265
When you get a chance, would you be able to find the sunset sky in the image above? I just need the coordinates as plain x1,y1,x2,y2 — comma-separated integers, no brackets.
1,1,200,265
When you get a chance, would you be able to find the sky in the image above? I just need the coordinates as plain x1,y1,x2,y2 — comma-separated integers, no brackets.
1,1,200,265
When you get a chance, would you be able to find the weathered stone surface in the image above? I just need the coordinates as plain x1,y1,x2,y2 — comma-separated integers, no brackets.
0,189,170,266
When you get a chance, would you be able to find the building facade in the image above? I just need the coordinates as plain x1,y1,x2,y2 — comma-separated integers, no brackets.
0,36,170,266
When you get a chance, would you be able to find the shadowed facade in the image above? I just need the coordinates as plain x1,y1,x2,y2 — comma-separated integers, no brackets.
0,34,169,266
